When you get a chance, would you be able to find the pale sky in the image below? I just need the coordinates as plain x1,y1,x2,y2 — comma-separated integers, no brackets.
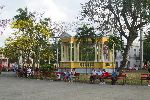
0,0,87,47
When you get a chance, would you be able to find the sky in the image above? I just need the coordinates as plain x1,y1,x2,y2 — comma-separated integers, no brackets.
0,0,87,47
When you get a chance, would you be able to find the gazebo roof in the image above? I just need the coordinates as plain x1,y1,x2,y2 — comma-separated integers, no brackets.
59,32,71,38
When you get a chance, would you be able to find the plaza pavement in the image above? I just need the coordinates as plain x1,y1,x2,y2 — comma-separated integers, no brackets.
0,72,150,100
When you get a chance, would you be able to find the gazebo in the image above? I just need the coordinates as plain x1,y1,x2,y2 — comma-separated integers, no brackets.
59,32,115,73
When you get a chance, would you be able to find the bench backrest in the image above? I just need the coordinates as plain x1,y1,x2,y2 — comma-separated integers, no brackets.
55,72,64,75
119,73,126,77
141,73,150,77
75,73,80,76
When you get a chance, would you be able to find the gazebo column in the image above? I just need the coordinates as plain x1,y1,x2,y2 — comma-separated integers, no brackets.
76,43,79,61
95,43,97,62
64,45,67,61
61,43,64,61
98,43,101,61
101,43,104,62
74,42,77,61
66,45,69,61
70,43,73,61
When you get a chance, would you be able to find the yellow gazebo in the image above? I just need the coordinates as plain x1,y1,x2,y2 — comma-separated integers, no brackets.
59,32,115,73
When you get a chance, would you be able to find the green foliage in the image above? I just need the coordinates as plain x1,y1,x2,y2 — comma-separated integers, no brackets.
75,24,96,61
4,8,53,66
75,24,96,44
107,34,123,51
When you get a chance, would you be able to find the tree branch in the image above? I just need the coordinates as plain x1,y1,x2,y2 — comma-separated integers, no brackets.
135,22,147,29
107,4,128,39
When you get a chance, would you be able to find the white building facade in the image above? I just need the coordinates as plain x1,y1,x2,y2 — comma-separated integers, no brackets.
115,43,140,69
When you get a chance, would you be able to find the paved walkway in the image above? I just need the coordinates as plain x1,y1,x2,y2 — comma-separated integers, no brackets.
0,72,150,100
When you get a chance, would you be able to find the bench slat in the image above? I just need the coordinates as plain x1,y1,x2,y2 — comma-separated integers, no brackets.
141,73,150,85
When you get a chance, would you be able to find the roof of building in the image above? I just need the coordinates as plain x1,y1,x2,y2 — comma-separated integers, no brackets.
59,32,71,38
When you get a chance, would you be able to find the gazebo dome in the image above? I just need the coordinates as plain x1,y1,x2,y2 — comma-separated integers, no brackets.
59,32,71,38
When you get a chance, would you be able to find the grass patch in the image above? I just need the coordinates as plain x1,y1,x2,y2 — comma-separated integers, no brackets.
78,70,149,85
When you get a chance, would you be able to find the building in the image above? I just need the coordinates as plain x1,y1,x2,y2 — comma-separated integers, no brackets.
59,33,115,73
0,50,9,68
115,43,140,69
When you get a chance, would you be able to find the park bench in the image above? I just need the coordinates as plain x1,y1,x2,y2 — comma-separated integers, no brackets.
90,73,126,85
111,73,126,85
54,72,80,82
72,73,80,82
140,73,150,85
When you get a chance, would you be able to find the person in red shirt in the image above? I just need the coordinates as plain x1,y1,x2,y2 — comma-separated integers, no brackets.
100,69,110,84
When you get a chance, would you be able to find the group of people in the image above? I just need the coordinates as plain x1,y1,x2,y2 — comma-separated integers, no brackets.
90,68,119,85
57,68,77,82
16,66,40,78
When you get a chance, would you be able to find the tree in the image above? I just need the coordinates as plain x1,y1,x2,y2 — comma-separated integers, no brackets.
75,24,96,61
81,0,150,72
107,34,123,59
3,38,21,63
4,8,53,67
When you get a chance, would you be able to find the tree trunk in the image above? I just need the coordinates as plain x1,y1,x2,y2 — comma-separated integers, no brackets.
118,39,133,73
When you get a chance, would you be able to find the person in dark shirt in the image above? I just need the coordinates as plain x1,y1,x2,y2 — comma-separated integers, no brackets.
111,69,119,85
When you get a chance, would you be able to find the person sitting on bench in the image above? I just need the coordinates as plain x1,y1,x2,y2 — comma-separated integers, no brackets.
90,69,97,83
111,69,119,85
100,69,110,84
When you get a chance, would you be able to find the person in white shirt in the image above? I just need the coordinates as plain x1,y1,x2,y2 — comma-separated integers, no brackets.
90,69,97,83
70,68,76,82
92,69,97,75
27,67,31,78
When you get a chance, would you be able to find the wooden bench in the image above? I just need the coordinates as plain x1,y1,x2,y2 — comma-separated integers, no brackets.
116,73,127,85
73,73,80,81
54,72,80,82
103,73,126,85
90,73,126,85
141,73,150,85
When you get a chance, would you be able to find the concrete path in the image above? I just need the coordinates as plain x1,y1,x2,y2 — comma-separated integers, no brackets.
0,72,150,100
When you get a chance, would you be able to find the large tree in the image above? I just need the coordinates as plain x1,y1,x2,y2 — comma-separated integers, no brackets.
4,8,53,67
81,0,150,71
